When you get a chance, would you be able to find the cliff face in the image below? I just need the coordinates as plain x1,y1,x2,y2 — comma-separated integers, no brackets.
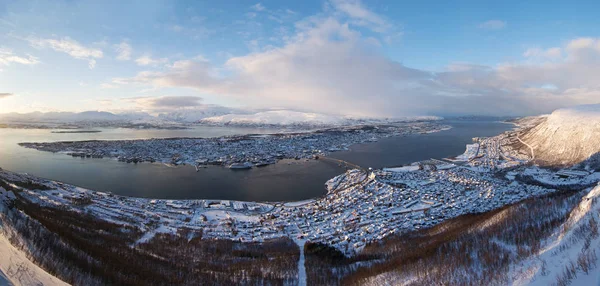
520,104,600,166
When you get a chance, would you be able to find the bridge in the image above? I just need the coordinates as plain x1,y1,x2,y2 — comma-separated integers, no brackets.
318,156,364,171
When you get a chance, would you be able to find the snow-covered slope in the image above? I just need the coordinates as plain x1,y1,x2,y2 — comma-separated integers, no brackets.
520,104,600,166
0,233,69,286
511,184,600,285
1,108,441,129
156,106,234,123
0,190,68,286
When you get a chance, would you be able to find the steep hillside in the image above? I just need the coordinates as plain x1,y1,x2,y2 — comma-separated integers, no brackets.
0,189,68,286
0,233,69,286
512,185,600,285
520,104,600,166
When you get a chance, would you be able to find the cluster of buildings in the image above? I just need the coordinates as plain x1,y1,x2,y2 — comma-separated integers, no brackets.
4,121,598,256
19,122,446,169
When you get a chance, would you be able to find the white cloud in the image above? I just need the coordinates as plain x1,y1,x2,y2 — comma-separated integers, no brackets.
0,49,40,66
114,41,132,61
523,47,562,60
478,20,506,30
330,0,391,33
88,59,97,69
115,58,220,90
28,36,103,69
135,55,168,66
127,95,204,108
566,37,595,50
251,3,266,11
111,7,600,117
171,25,184,32
115,18,428,117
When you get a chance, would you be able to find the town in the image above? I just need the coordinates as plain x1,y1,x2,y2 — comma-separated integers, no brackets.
2,122,598,256
19,122,448,169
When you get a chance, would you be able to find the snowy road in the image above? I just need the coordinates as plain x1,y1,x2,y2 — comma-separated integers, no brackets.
294,239,307,286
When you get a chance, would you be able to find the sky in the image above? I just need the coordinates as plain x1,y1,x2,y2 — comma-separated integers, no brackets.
1,0,600,117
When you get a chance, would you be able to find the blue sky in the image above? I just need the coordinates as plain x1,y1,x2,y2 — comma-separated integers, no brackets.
1,0,600,116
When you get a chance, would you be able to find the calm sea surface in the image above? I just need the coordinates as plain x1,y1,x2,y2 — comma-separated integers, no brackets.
0,121,512,201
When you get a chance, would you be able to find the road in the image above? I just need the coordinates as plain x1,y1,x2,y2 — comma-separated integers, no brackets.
516,136,535,160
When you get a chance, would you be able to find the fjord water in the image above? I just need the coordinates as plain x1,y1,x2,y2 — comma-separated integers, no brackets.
329,120,514,169
0,121,512,201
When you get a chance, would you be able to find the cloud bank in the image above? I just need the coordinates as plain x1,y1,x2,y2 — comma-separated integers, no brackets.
109,0,600,117
121,95,207,111
0,93,14,99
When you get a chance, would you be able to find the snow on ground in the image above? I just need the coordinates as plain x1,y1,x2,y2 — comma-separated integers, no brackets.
451,143,479,161
284,199,315,207
202,210,260,223
383,165,420,172
292,238,307,286
511,185,600,285
135,224,175,245
0,233,69,286
521,104,600,165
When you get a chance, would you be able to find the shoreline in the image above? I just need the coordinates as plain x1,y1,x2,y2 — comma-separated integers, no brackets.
2,118,593,257
18,121,449,169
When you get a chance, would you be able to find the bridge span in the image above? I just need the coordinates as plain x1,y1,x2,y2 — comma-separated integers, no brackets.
318,156,364,171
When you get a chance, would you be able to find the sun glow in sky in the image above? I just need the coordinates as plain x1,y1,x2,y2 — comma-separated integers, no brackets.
1,0,600,117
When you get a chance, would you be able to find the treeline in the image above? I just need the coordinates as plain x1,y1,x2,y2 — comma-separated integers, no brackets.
297,190,587,285
1,193,299,285
1,174,595,285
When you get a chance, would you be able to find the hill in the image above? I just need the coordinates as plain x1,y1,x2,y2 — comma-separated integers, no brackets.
520,104,600,166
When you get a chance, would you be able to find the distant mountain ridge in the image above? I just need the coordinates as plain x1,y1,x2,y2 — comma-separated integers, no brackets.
200,110,442,127
0,109,442,128
0,111,152,123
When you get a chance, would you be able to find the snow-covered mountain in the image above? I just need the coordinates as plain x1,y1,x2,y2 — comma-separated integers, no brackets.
520,104,600,166
0,111,155,123
510,184,600,285
156,106,234,123
200,110,442,127
200,110,346,127
0,109,442,129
